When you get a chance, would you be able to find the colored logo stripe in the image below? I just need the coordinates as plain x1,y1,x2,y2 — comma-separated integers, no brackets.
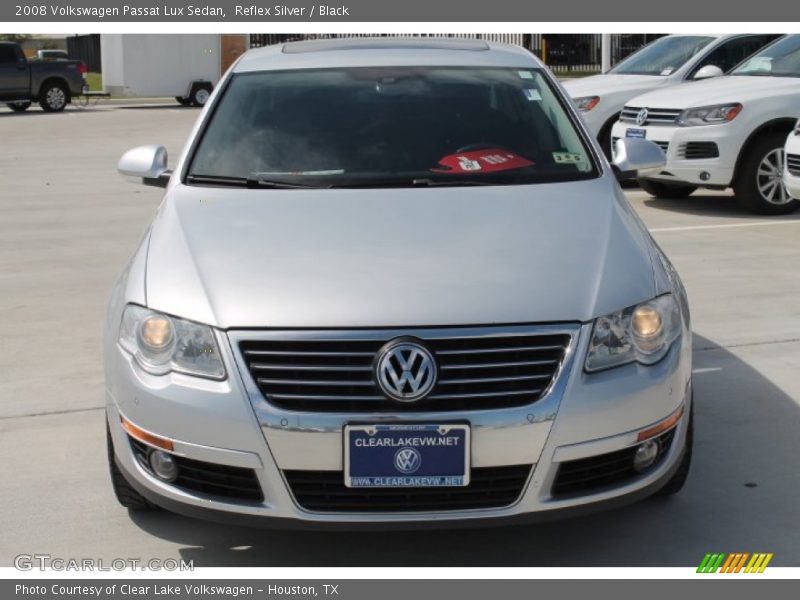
698,553,773,573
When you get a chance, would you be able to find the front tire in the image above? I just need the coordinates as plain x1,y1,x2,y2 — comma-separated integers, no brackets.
106,422,154,510
638,179,698,199
39,82,68,112
7,101,31,112
733,132,799,214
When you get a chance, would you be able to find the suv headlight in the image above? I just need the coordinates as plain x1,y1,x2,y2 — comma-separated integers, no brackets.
794,119,800,135
574,96,600,112
677,103,742,126
118,305,226,380
585,294,682,372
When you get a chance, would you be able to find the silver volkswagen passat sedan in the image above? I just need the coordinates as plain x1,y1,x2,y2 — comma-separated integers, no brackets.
105,38,692,527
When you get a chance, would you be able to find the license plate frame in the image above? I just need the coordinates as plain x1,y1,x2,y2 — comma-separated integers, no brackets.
626,128,647,139
344,423,471,488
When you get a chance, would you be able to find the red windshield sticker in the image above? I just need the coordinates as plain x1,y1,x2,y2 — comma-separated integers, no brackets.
432,149,534,174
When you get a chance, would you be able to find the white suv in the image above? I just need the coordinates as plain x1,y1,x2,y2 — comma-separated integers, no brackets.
612,35,800,214
564,34,781,155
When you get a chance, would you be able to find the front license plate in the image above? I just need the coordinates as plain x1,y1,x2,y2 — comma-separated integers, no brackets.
344,424,470,488
626,128,647,139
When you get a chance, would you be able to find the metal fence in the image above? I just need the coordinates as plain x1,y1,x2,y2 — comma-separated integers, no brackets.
66,34,101,72
249,33,663,74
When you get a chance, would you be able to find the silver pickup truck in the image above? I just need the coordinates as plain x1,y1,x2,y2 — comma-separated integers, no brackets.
0,42,86,112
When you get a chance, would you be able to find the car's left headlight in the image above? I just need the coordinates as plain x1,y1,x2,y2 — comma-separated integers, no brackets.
118,304,226,380
585,294,682,372
574,96,600,112
677,103,742,126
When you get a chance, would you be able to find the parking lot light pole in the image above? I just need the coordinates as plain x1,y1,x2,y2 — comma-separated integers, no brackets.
601,33,612,73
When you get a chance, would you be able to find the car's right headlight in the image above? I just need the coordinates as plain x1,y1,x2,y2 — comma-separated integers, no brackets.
118,304,226,380
794,119,800,135
677,103,742,126
585,294,682,372
574,96,600,112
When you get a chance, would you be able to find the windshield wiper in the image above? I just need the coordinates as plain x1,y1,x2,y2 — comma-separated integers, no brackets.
186,174,317,189
328,178,496,189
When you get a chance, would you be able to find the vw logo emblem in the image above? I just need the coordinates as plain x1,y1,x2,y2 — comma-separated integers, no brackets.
394,447,422,474
636,107,649,126
376,340,437,402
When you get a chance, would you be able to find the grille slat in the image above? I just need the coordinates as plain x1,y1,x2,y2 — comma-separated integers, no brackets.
436,344,564,355
678,142,719,160
440,359,558,370
284,465,532,512
787,153,800,176
239,329,571,412
257,378,376,387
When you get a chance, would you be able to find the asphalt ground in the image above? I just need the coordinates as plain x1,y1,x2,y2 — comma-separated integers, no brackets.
1,102,799,567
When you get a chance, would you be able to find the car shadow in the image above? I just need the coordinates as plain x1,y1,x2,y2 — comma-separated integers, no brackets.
642,192,800,219
116,104,198,110
0,107,107,117
127,334,800,566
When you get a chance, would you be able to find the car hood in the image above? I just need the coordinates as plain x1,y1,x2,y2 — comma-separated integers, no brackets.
627,75,800,109
563,74,668,98
144,179,658,329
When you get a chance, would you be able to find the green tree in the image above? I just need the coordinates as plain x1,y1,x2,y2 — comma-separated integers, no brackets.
0,34,32,44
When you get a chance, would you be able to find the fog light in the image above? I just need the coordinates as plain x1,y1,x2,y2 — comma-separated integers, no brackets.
633,439,660,473
148,449,178,482
699,171,711,181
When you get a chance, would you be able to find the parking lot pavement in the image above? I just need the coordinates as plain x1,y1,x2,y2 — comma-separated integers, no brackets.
1,105,799,567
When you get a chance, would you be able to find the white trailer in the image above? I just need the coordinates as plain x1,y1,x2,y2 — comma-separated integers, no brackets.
100,34,247,106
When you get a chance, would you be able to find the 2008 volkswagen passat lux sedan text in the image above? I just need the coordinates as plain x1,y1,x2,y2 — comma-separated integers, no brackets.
105,38,693,527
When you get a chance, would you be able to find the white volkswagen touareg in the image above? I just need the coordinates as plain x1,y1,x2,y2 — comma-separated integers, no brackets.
564,34,781,156
611,34,800,214
105,38,692,527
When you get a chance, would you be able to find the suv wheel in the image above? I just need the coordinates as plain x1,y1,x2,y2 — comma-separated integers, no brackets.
734,132,799,214
638,179,698,199
7,101,31,112
39,82,68,112
106,422,155,510
655,401,693,497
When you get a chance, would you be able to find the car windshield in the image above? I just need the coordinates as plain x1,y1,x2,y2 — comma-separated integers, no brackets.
186,66,598,188
731,35,800,77
610,36,715,76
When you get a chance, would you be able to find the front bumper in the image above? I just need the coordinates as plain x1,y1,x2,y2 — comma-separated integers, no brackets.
610,120,741,187
106,322,692,526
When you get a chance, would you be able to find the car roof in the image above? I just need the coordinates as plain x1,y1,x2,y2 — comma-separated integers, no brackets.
234,38,542,73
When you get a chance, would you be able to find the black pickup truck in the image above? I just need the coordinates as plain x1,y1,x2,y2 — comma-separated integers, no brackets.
0,42,86,112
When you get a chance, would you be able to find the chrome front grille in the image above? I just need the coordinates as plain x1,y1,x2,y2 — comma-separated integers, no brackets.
237,326,573,412
788,153,800,177
620,106,682,125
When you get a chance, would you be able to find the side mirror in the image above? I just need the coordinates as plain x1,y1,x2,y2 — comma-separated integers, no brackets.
612,138,666,180
693,65,724,80
117,144,171,188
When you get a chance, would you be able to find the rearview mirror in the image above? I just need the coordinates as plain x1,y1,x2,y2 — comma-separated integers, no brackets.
118,144,171,188
612,138,666,180
693,65,724,80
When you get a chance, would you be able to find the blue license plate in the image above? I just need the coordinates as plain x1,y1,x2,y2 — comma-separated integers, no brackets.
345,424,470,488
626,128,646,139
